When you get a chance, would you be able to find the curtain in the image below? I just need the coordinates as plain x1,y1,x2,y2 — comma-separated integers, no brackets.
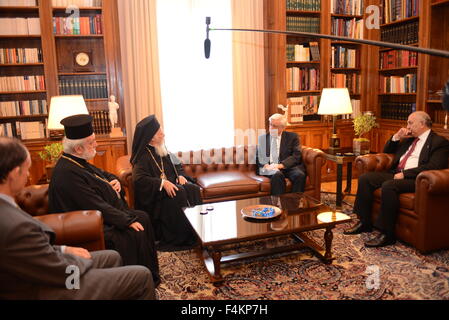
117,0,163,152
232,0,266,146
156,0,234,152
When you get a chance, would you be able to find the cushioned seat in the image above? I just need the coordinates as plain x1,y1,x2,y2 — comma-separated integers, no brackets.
197,171,260,198
372,189,415,211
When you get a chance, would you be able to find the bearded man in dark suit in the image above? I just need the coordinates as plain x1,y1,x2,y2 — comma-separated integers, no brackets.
344,111,449,247
256,113,306,195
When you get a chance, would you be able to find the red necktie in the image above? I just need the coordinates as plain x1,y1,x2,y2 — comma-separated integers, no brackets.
396,138,419,172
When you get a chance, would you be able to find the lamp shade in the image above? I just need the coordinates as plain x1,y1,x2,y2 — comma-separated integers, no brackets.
317,88,353,115
47,95,89,130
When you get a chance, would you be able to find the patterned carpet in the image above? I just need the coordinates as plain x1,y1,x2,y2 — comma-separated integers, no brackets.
156,194,449,300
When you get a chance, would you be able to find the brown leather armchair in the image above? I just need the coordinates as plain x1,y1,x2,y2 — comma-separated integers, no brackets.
116,145,326,207
355,153,449,253
15,184,105,251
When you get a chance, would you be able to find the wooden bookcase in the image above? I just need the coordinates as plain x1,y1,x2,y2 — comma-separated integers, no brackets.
265,0,449,156
0,0,125,182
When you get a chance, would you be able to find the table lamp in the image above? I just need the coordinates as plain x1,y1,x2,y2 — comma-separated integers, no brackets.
318,88,353,149
47,95,89,139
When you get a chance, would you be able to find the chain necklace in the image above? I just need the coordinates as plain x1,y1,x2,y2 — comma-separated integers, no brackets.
146,147,167,180
61,155,121,199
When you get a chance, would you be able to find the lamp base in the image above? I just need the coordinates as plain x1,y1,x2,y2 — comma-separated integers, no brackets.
329,134,340,149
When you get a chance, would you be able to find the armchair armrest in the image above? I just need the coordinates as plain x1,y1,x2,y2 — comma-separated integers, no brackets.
35,210,105,252
416,169,449,195
414,169,449,253
301,146,326,200
116,155,133,207
355,153,394,174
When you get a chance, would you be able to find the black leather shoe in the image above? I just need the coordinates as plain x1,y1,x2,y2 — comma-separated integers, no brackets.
343,222,372,235
364,233,396,248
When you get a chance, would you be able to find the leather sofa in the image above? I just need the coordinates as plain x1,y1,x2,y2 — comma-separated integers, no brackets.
14,184,105,251
116,145,326,207
355,153,449,253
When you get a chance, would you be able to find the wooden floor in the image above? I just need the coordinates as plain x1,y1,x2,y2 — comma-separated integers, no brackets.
320,178,358,206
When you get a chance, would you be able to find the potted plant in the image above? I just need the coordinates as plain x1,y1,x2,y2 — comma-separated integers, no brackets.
352,112,378,155
38,142,63,181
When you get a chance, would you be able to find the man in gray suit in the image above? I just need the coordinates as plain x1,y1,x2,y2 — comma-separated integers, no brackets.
0,137,156,300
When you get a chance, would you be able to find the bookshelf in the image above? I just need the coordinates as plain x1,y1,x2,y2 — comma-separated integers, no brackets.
0,0,125,183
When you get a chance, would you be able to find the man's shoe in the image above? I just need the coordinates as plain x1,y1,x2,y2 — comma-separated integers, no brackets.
364,233,396,248
343,221,372,235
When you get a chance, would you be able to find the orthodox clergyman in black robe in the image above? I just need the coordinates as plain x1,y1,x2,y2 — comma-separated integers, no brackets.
131,115,202,251
48,114,160,286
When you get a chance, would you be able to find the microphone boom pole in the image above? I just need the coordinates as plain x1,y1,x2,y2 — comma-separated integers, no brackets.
209,27,449,59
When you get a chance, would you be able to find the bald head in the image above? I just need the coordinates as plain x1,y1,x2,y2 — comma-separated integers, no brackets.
407,111,432,137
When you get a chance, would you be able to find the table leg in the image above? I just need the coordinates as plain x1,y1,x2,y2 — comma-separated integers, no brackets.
323,227,334,264
345,162,353,193
336,163,343,208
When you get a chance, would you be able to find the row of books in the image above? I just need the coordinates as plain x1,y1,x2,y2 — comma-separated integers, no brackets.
59,79,108,99
0,99,47,117
0,0,37,5
287,95,320,123
53,15,102,35
52,0,102,7
383,0,419,24
0,18,41,36
331,46,359,68
0,48,43,64
330,0,364,15
0,120,46,139
286,42,320,61
286,0,321,11
90,110,111,135
434,110,448,125
286,17,320,33
286,67,320,91
337,99,361,120
379,73,417,94
379,50,418,69
381,21,418,44
0,75,45,92
331,17,364,39
331,73,361,94
380,102,416,120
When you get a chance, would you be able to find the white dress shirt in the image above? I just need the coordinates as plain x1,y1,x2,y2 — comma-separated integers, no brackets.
270,134,282,164
397,129,431,170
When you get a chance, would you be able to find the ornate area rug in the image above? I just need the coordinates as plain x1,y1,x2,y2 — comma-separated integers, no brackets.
156,194,449,300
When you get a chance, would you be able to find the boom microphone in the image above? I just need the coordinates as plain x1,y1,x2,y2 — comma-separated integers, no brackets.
204,17,211,59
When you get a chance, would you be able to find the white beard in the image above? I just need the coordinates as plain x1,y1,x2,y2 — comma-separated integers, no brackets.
81,149,96,161
154,144,168,157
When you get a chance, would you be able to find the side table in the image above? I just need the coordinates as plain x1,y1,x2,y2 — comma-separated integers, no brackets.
321,147,357,208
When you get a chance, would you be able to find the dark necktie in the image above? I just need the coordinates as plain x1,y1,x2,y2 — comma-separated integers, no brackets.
396,138,419,172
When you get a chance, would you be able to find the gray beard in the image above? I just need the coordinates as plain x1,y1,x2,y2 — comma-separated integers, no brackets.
154,144,168,157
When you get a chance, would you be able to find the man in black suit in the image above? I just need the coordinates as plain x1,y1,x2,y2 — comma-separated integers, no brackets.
344,111,449,247
256,113,306,195
0,137,156,300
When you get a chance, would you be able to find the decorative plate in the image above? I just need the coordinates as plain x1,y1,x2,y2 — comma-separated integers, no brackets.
241,205,282,220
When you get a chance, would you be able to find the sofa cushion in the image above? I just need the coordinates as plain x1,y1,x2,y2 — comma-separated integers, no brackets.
196,170,260,198
373,189,415,211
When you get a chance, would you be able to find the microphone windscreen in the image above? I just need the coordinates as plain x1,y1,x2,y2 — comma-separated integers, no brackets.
204,38,211,59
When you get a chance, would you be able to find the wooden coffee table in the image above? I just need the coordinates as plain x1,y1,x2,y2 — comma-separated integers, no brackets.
184,192,351,284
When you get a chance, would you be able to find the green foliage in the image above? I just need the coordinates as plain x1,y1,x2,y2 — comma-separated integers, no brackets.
353,113,378,138
38,143,63,164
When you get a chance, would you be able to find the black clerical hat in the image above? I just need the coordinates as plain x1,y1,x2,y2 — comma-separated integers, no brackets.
60,114,94,139
130,115,161,165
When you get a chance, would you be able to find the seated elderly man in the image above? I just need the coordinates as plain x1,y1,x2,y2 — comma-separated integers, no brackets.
0,137,155,299
48,114,160,286
256,113,306,195
344,111,449,247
